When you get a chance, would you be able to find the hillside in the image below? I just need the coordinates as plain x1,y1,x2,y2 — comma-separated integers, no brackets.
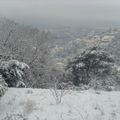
0,18,57,88
0,88,120,120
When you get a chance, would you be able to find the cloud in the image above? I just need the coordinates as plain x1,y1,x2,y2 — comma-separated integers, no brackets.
0,0,120,26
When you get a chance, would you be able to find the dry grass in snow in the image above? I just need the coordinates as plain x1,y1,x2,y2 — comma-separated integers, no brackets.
0,88,120,120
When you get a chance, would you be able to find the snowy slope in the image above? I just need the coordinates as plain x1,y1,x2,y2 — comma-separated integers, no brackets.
0,88,120,120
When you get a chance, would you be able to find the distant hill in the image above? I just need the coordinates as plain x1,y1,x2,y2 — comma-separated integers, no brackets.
0,18,53,61
53,27,120,63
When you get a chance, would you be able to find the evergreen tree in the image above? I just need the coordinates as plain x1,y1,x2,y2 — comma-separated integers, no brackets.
66,47,115,86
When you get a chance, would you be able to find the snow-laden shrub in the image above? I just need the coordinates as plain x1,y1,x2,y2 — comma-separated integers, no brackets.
16,81,26,88
0,84,7,98
0,75,8,87
66,46,115,87
0,75,7,98
1,113,26,120
0,60,29,87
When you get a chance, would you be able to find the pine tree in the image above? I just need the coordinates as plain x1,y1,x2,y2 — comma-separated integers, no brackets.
66,47,115,86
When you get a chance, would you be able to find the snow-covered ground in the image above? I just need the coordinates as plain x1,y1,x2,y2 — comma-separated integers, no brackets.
0,88,120,120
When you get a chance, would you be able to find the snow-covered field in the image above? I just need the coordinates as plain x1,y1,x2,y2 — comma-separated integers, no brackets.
0,88,120,120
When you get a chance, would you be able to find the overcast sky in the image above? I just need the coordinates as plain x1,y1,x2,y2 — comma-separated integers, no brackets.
0,0,120,27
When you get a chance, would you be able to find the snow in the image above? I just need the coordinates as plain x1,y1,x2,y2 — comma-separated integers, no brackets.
0,60,29,71
0,88,120,120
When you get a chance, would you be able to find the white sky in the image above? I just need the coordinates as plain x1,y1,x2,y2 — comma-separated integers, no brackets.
0,0,120,26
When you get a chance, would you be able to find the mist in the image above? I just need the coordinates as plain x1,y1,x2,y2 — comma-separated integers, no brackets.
0,0,120,27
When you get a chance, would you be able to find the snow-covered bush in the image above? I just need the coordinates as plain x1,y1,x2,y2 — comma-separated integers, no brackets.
0,60,29,87
0,85,7,98
16,81,26,88
50,82,67,104
1,113,26,120
0,75,8,87
66,46,115,88
0,75,7,98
